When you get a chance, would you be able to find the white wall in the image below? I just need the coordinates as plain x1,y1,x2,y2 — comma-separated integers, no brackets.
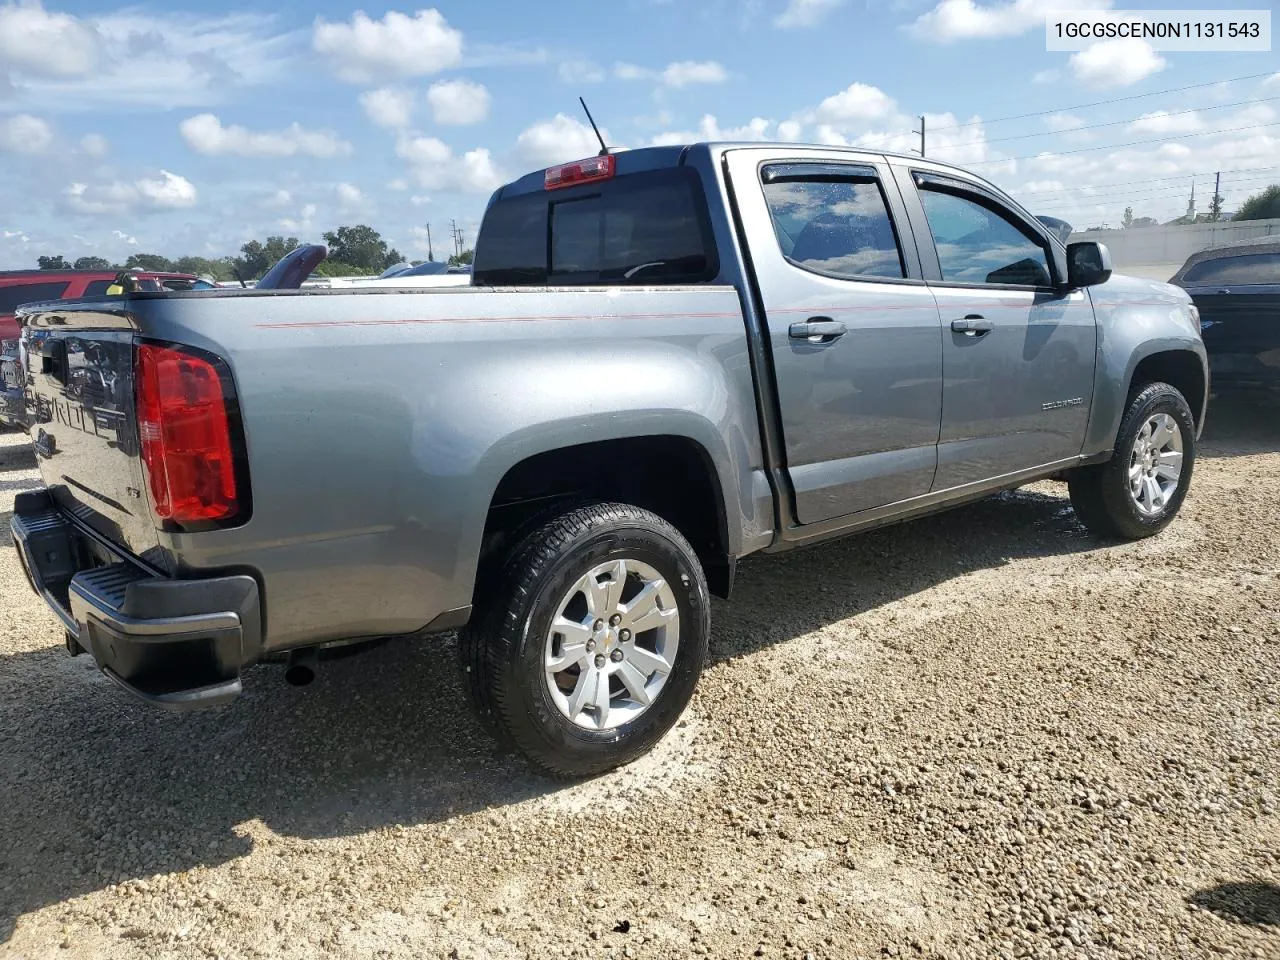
1070,219,1280,280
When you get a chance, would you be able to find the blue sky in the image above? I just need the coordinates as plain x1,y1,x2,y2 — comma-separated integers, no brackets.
0,0,1277,268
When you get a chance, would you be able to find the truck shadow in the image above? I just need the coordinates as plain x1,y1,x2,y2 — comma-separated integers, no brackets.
0,439,35,474
0,482,1108,942
1188,881,1280,927
1200,393,1280,458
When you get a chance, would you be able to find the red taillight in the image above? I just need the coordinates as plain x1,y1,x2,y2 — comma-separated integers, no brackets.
544,154,615,190
135,343,239,525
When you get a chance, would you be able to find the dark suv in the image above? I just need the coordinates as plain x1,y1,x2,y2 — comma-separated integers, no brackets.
0,269,200,427
1171,239,1280,396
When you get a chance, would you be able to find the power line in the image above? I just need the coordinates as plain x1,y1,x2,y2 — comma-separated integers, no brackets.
939,96,1280,149
928,71,1276,132
963,120,1280,165
1013,164,1280,196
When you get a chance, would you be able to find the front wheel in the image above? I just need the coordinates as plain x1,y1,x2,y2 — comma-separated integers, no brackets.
1068,381,1197,540
460,502,710,778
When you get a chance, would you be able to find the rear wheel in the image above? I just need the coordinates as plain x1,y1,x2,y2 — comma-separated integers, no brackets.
460,502,709,777
1069,381,1196,540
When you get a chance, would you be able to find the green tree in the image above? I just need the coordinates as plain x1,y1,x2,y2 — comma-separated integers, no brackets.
173,255,236,281
37,255,71,270
311,259,367,278
322,224,401,273
1233,184,1280,221
1209,190,1225,222
125,253,176,272
448,248,474,267
1121,206,1134,229
233,237,299,280
73,256,112,270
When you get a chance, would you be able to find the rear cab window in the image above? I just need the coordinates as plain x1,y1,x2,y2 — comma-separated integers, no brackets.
473,167,719,286
1183,252,1280,285
0,281,71,314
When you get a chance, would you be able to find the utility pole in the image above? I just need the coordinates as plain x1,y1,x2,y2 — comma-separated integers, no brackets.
912,115,925,157
450,219,460,258
1212,171,1223,222
425,223,434,261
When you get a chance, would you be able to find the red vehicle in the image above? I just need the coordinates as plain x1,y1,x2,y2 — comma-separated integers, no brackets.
0,269,204,341
1,270,203,427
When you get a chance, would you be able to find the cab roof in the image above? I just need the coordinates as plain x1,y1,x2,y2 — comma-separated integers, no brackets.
491,140,971,200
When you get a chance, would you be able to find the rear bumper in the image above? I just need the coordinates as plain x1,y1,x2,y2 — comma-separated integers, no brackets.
10,489,262,710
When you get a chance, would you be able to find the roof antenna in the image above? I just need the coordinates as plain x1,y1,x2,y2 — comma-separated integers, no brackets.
579,97,609,157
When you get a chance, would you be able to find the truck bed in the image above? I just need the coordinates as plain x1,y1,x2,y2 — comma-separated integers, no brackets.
17,285,769,653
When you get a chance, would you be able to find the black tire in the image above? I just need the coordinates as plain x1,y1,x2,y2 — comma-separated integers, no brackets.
1068,381,1196,540
459,502,710,778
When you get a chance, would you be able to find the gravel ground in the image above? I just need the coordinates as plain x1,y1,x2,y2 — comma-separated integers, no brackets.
1,398,1278,960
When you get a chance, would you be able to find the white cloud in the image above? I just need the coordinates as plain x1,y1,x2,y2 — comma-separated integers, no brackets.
9,11,300,111
410,195,430,206
388,179,408,191
278,203,316,234
775,0,844,28
651,114,774,146
137,171,197,208
179,114,351,159
0,113,53,153
456,148,501,193
1128,110,1202,134
360,87,415,129
1044,112,1085,131
778,119,804,141
612,59,727,88
812,82,897,125
1033,69,1061,84
335,183,363,206
515,114,609,167
66,170,197,215
661,61,728,88
396,134,451,168
559,60,605,84
910,0,1112,42
426,78,490,126
113,229,137,245
79,133,108,156
313,9,463,84
613,62,652,81
396,135,503,193
1069,39,1165,88
0,0,98,78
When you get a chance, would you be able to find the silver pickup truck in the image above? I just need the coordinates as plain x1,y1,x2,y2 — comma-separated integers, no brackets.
10,142,1207,776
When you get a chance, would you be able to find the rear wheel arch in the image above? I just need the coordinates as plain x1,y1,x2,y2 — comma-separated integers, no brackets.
480,434,736,598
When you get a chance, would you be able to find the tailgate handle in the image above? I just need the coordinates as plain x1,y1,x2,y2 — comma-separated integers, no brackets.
41,338,67,383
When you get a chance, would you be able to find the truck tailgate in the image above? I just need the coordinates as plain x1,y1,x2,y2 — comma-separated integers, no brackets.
19,312,164,565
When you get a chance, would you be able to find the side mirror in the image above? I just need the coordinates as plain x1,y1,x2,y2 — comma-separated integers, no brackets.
1066,241,1112,288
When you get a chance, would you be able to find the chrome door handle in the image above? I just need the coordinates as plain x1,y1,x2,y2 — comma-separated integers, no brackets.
788,318,847,343
951,315,993,336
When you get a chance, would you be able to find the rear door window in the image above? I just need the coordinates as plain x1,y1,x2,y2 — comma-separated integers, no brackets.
83,279,116,296
1183,252,1280,285
0,281,71,313
474,167,718,285
760,163,905,280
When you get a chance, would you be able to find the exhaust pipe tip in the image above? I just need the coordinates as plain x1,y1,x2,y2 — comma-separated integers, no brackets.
284,647,319,687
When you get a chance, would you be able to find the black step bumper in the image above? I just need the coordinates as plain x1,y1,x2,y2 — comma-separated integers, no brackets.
10,489,261,710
